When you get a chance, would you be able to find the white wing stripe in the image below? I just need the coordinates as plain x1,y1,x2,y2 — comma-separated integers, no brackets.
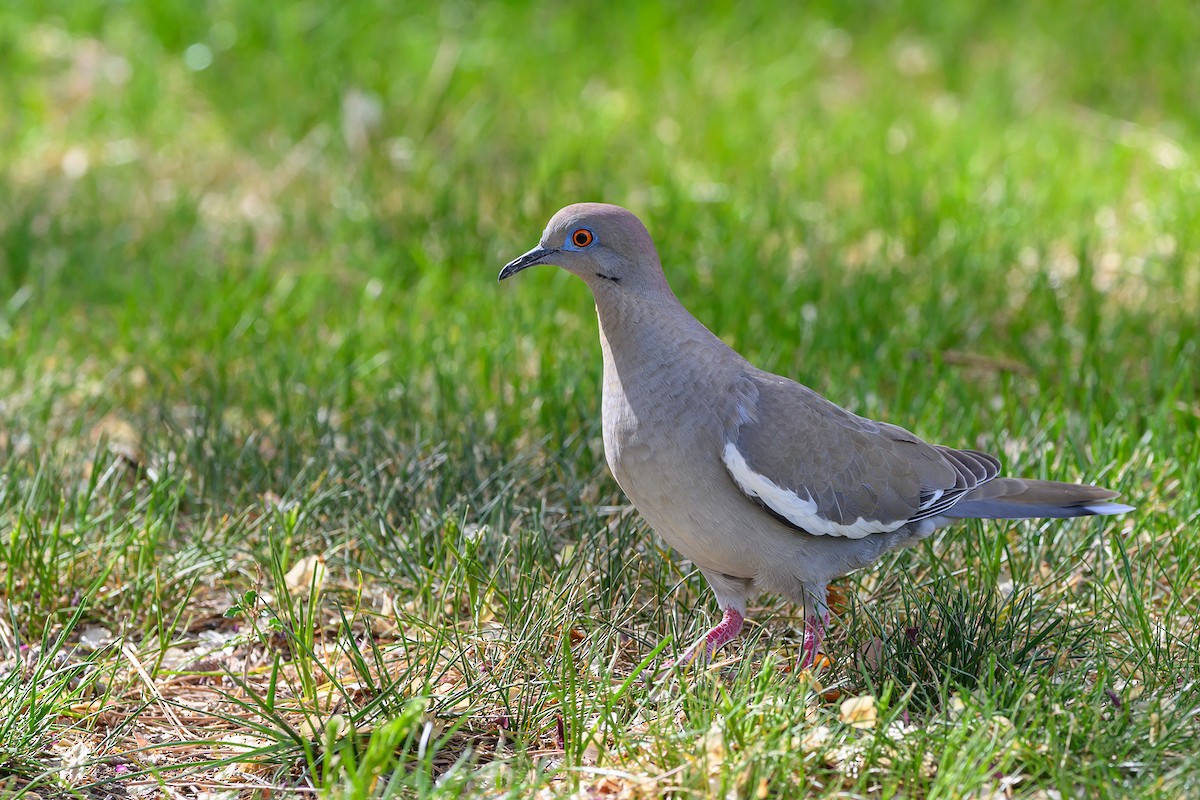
920,489,944,510
722,442,905,539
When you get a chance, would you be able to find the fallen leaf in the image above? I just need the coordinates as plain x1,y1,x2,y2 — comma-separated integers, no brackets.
839,694,877,729
858,636,883,671
825,584,848,614
284,554,327,596
79,625,114,650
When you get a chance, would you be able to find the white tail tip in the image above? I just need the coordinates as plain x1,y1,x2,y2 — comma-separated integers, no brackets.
1083,502,1135,516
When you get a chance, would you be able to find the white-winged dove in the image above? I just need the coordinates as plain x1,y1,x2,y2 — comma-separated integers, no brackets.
500,203,1132,670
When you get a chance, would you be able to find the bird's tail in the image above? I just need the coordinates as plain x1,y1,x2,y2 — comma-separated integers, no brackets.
945,478,1133,520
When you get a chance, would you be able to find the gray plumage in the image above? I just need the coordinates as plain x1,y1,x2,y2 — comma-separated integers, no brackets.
500,202,1132,669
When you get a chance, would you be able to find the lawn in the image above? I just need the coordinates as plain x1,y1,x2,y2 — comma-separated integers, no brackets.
1,1,1198,797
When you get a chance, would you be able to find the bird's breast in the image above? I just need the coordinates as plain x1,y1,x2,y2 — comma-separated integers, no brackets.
599,342,726,520
600,364,648,487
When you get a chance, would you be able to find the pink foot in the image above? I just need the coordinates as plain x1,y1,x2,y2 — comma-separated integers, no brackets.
664,607,745,670
797,610,830,670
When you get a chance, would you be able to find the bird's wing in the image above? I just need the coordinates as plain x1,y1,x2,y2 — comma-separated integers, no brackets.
719,372,1001,538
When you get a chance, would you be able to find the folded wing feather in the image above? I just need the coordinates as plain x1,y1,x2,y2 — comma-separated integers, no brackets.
720,372,1001,538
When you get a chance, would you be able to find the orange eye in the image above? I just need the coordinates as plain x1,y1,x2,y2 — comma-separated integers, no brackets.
571,228,594,248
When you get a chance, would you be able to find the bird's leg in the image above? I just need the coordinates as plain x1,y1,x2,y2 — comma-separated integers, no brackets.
797,610,829,670
797,587,830,671
667,607,745,669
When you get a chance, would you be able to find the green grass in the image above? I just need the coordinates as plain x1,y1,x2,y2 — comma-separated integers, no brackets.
1,1,1198,796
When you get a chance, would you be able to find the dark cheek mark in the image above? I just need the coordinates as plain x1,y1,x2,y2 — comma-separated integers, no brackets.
596,272,621,283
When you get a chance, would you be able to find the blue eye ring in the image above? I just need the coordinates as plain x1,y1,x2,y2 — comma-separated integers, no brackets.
569,228,594,248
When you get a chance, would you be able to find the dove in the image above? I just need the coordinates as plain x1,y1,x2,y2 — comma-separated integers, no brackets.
500,203,1131,669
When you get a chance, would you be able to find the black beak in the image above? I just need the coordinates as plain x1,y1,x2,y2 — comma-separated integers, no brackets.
499,246,555,281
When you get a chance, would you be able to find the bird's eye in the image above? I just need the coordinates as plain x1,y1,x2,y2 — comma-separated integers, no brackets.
571,228,594,248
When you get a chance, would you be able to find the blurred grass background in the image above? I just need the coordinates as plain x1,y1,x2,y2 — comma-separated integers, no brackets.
1,1,1198,797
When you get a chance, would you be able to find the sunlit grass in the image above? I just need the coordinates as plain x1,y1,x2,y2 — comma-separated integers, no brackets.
1,1,1198,797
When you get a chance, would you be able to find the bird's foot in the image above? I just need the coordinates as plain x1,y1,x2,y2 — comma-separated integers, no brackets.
796,610,830,672
660,607,744,672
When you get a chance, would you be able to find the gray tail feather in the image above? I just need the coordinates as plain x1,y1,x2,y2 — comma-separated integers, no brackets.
945,477,1133,520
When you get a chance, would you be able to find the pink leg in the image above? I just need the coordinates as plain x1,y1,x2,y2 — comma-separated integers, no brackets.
666,607,745,669
797,609,830,670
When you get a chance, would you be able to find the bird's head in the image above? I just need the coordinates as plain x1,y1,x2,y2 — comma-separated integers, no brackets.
499,203,669,293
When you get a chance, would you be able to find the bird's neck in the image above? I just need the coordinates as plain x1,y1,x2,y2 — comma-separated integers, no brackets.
593,286,679,355
592,285,739,387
